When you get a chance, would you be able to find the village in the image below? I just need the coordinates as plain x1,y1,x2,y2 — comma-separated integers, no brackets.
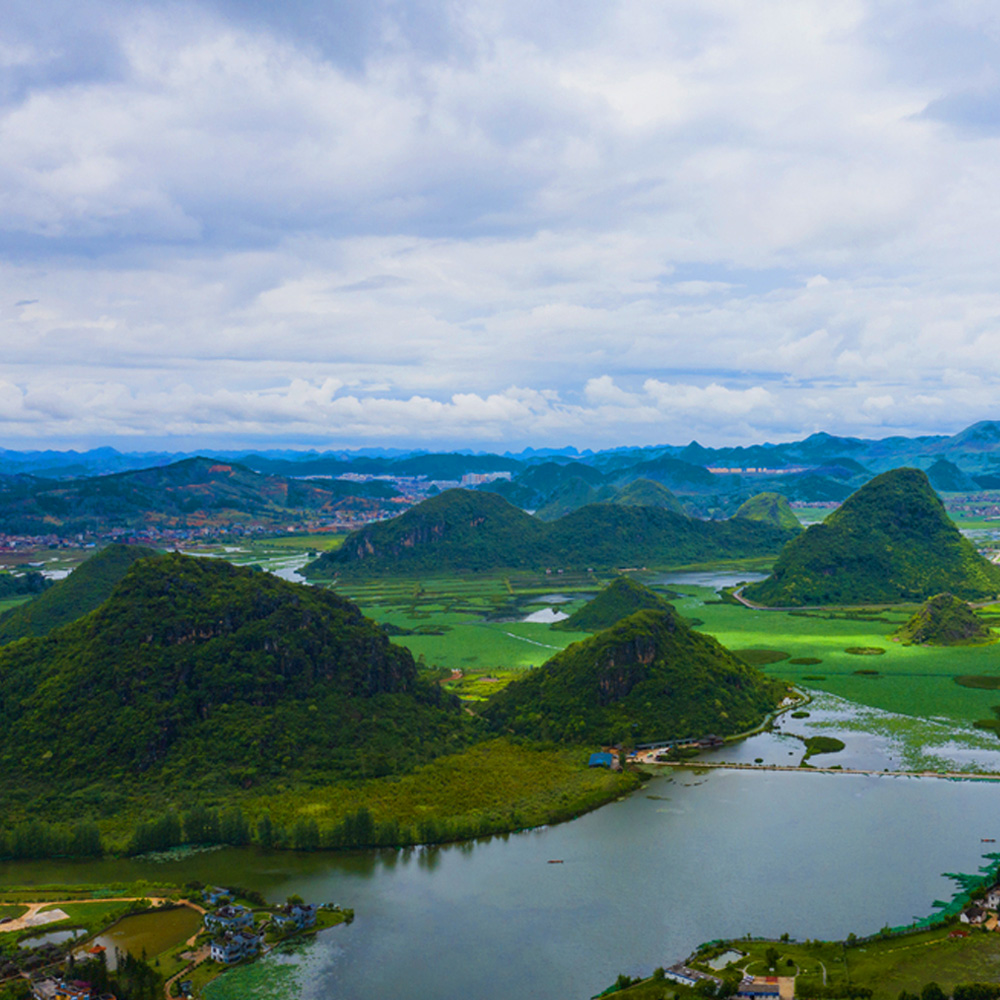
2,884,350,1000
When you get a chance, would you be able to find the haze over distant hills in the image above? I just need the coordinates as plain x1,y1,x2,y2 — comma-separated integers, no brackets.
6,420,1000,537
0,456,399,535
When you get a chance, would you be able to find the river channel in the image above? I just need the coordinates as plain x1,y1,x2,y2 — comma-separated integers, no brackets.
3,764,1000,999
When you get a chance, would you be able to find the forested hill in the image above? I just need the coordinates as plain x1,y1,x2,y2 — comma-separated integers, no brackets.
554,577,674,632
743,469,1000,606
0,542,156,644
734,492,802,532
484,606,785,744
0,553,463,803
893,593,995,646
308,489,798,576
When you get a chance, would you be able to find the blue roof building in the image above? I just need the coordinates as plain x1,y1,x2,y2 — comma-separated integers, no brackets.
589,752,614,768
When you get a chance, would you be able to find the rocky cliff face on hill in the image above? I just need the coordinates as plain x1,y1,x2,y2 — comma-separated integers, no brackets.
743,469,1000,606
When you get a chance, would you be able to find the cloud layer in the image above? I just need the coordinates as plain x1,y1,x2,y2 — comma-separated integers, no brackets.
2,0,1000,448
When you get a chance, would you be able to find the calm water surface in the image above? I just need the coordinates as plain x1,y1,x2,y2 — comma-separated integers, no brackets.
3,767,1000,999
87,907,203,969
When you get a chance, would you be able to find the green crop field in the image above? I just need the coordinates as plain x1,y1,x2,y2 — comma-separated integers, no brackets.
0,596,32,616
656,583,1000,728
326,571,599,672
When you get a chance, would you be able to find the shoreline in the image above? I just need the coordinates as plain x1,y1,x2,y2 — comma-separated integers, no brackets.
639,758,1000,781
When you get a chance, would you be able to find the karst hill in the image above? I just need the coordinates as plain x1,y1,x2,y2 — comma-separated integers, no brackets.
309,488,798,577
743,469,1000,606
0,552,462,798
893,593,995,646
484,602,785,744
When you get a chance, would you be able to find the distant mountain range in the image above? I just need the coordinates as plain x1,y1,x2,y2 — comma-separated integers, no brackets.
7,421,1000,535
0,456,400,535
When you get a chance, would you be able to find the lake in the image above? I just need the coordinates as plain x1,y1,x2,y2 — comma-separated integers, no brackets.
3,762,1000,999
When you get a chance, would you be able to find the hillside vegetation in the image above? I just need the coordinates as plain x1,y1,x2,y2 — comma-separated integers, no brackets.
893,593,995,646
484,606,785,744
734,492,802,532
0,543,156,643
0,552,463,811
309,489,797,577
554,577,673,632
0,571,49,600
612,478,685,513
743,469,1000,606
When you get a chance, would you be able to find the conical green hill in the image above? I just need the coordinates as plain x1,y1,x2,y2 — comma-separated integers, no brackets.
734,492,802,533
309,488,546,575
484,607,784,744
554,577,673,632
893,593,995,646
743,468,1000,606
0,552,459,796
0,542,157,644
613,479,686,513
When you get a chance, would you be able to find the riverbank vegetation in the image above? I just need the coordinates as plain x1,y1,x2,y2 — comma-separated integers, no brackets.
0,739,637,859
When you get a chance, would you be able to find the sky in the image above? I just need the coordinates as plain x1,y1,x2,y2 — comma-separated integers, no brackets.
3,0,1000,451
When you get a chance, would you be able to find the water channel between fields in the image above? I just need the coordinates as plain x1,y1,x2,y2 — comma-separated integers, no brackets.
3,765,1000,1000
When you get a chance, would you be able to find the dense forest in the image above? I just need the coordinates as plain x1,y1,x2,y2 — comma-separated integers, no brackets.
0,543,156,643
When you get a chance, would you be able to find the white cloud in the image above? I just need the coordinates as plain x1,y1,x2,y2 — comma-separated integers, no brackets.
0,0,1000,448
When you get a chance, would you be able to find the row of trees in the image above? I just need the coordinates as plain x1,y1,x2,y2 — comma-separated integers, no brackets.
67,950,161,1000
899,985,1000,1000
127,804,530,855
0,819,102,859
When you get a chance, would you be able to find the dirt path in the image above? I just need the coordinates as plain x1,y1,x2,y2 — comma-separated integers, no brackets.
1,897,171,933
163,944,209,1000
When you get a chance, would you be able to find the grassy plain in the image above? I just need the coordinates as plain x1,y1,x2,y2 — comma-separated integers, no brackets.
246,738,637,838
0,597,31,616
330,572,598,673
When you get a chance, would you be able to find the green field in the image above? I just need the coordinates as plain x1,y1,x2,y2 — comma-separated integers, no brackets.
329,572,599,672
0,596,32,616
319,566,1000,739
656,583,1000,728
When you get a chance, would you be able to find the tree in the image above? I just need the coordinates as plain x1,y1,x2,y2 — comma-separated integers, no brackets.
921,985,946,1000
764,946,780,970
